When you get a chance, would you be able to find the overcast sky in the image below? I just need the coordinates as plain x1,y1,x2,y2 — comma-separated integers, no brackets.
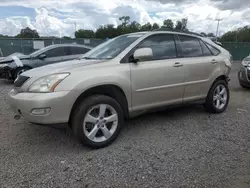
0,0,249,37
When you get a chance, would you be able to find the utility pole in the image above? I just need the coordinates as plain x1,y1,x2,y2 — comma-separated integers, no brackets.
73,22,77,38
215,19,222,41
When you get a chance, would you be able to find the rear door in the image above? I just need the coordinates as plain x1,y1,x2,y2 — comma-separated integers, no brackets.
177,35,220,102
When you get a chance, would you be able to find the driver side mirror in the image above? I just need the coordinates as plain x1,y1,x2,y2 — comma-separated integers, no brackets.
38,53,46,59
133,48,153,62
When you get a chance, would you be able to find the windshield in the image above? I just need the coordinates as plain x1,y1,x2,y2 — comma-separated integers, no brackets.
83,34,142,60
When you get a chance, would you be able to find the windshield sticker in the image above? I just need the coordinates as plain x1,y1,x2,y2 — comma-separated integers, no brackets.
12,56,23,67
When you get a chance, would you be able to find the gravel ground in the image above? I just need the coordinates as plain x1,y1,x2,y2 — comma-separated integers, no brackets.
0,62,250,188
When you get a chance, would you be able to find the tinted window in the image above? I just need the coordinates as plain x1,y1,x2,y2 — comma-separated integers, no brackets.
206,43,220,55
179,35,203,57
70,47,90,55
137,34,177,61
199,40,212,56
45,47,68,58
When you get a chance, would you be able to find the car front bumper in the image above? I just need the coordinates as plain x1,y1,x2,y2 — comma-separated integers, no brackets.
0,67,12,79
8,89,76,124
238,65,250,87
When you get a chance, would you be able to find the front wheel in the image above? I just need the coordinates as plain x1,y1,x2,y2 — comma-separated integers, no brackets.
205,80,230,113
72,95,124,149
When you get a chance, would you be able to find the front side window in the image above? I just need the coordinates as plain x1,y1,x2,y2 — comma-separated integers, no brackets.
179,35,203,57
45,47,68,58
137,34,177,61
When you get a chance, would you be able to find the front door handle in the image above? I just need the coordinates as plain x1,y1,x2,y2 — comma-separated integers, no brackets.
173,62,183,67
211,59,218,64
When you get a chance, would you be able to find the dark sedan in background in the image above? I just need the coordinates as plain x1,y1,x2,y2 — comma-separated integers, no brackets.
238,55,250,88
0,44,92,80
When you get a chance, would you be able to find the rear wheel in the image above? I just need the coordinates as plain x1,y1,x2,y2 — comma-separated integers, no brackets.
205,80,229,113
72,95,124,149
13,67,31,80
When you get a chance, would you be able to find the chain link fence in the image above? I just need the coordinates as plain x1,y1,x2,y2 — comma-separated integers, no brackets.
222,42,250,61
0,38,249,61
0,38,104,57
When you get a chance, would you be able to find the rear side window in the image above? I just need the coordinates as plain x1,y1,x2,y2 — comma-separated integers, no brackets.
206,43,220,55
45,47,69,58
137,34,177,61
199,40,212,56
179,35,203,57
70,47,90,55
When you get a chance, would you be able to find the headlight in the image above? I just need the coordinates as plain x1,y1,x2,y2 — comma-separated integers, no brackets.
28,73,69,92
242,57,250,66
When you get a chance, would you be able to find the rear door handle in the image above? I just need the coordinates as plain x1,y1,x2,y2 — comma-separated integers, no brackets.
211,59,218,64
173,62,183,67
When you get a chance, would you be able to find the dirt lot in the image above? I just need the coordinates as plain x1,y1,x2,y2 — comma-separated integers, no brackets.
0,62,250,188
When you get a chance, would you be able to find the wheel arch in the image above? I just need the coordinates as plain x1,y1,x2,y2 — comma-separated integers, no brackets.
69,84,129,126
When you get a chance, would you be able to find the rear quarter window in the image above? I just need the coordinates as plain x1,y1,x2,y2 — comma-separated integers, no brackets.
206,43,220,56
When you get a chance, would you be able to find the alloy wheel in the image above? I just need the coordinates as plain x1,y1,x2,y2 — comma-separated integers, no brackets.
83,104,118,143
213,84,228,110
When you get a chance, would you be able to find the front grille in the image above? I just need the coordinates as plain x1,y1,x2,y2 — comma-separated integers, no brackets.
14,75,30,87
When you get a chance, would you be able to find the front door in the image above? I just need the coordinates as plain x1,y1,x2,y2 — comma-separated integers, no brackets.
130,34,185,111
36,46,69,66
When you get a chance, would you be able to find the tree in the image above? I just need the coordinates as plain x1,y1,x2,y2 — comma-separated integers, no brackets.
95,24,119,39
207,33,215,37
174,18,188,31
220,26,250,42
129,21,141,32
119,16,130,27
152,23,160,30
0,34,9,38
75,29,95,38
163,19,174,29
62,36,72,39
140,22,152,31
16,27,39,38
181,18,188,31
175,21,182,30
200,32,207,37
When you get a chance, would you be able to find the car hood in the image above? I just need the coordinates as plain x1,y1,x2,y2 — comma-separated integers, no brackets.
0,54,30,64
21,59,106,78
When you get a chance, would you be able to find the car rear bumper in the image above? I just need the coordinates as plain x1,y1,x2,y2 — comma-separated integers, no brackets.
8,89,76,124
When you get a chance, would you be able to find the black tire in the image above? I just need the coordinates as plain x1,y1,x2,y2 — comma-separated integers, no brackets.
72,95,124,149
13,67,31,80
205,80,230,113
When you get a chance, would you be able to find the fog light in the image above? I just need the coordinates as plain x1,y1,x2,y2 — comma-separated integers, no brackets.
31,108,51,115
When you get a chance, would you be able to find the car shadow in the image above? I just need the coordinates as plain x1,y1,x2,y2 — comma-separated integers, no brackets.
0,79,13,85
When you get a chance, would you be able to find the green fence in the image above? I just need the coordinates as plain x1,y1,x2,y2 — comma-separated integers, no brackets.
222,42,250,61
0,38,249,61
0,38,104,57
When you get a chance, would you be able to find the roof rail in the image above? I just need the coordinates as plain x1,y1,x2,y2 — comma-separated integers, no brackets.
153,28,203,37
